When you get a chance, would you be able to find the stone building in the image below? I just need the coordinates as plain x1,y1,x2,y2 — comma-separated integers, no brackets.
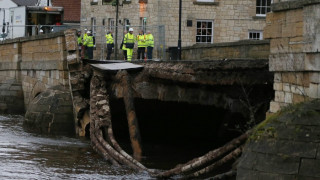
80,0,272,59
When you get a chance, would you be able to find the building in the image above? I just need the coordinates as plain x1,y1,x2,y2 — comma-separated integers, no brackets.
52,0,81,25
81,0,272,59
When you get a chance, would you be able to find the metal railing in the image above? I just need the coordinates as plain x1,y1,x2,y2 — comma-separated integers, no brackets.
0,24,166,61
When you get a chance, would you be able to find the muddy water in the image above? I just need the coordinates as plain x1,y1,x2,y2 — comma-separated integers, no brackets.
0,115,151,179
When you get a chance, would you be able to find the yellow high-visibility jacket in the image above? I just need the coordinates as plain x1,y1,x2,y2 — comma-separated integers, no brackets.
137,34,147,48
124,33,136,49
83,33,88,44
77,36,82,45
105,33,114,44
146,34,154,47
84,36,94,47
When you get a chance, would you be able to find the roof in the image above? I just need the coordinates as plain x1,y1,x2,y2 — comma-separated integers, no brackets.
52,0,80,23
11,0,38,6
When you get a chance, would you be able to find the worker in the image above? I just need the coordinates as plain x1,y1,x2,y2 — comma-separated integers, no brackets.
81,29,88,59
83,31,94,59
146,30,154,60
77,30,82,56
124,28,136,61
120,30,128,60
83,29,88,42
105,31,114,60
136,30,146,60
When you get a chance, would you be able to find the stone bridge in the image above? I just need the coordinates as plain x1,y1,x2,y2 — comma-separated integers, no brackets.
0,31,273,137
0,29,273,178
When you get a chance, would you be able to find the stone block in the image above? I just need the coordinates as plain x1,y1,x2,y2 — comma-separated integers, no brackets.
274,82,283,91
237,150,258,170
291,85,306,96
306,83,319,98
258,172,296,180
310,72,320,83
270,101,281,113
270,38,289,54
269,53,306,71
293,94,307,103
254,153,300,175
305,53,320,71
285,92,293,103
274,73,282,82
275,91,285,102
283,83,291,92
282,73,297,84
276,140,317,158
299,159,320,178
289,40,304,53
236,168,259,180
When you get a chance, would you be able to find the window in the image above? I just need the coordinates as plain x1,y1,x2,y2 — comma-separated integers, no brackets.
102,0,113,5
140,17,147,33
256,0,272,16
91,17,96,36
91,0,98,5
196,20,213,43
248,30,263,40
124,18,130,32
108,18,115,32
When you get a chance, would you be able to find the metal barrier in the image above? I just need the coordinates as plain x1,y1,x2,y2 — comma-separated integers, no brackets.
0,25,166,61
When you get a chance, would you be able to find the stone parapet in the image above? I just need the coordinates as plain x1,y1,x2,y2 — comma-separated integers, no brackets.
181,40,270,60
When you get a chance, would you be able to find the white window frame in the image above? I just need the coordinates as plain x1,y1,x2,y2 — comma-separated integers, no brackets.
91,17,96,36
140,17,147,33
248,30,263,40
124,18,130,32
196,20,214,44
108,18,115,32
256,0,272,17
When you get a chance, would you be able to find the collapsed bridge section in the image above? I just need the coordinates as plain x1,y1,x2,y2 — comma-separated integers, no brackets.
86,59,273,178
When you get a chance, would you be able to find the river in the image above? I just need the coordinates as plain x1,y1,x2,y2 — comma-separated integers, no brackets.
0,115,152,179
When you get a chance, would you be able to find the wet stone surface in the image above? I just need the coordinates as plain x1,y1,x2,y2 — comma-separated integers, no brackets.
237,100,320,179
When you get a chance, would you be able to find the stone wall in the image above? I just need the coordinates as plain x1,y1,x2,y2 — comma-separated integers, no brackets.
81,0,267,59
0,30,78,135
266,0,320,113
0,38,24,113
181,40,270,60
0,32,70,110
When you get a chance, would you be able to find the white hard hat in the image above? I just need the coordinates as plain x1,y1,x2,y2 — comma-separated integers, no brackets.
39,29,43,33
87,31,91,34
129,28,133,32
84,28,87,31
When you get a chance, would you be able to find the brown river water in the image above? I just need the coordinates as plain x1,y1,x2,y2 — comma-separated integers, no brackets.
0,115,152,179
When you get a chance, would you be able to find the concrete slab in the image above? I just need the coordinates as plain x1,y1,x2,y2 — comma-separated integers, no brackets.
84,59,125,64
91,63,144,72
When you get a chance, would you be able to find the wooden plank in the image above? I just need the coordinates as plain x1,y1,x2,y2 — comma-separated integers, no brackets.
91,63,144,72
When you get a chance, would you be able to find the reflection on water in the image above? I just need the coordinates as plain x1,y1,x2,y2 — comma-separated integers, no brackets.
0,115,151,179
